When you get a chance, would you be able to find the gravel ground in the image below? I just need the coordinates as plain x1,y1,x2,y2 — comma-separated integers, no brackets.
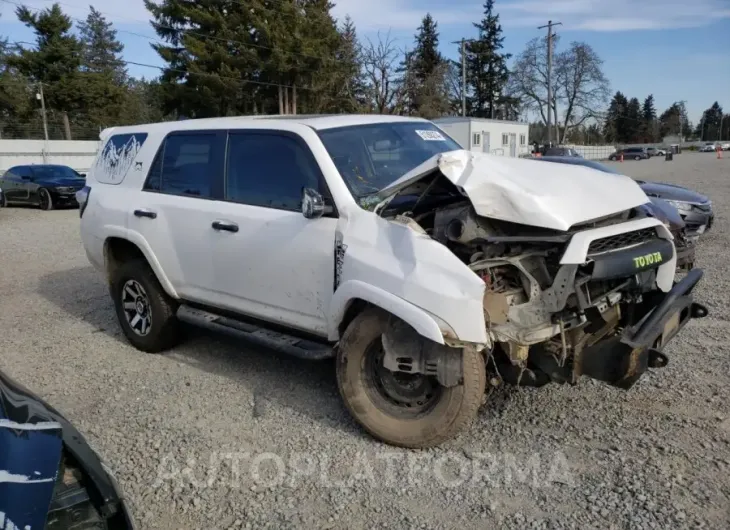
1,152,729,530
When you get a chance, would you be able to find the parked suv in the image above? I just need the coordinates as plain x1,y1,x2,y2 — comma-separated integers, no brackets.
608,147,650,161
78,115,706,448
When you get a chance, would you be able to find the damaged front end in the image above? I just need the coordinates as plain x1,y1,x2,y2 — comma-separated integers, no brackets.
375,150,707,391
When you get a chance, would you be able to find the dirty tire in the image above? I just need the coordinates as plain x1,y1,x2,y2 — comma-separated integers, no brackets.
110,259,181,353
336,308,486,448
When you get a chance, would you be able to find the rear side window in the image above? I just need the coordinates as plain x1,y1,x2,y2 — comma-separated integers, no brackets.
94,133,148,185
144,132,224,198
225,132,321,211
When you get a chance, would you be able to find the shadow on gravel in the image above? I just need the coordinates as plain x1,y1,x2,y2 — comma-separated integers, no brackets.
37,266,364,439
37,266,129,345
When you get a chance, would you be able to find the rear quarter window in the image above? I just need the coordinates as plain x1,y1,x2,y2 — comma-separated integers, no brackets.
93,133,149,185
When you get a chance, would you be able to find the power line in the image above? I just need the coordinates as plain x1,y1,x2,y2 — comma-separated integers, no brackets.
3,38,311,90
5,0,344,63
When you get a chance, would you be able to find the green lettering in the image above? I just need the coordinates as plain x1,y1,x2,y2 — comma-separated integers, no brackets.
634,257,641,267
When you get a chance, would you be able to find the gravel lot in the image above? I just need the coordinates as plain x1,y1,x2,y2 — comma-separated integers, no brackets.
1,152,729,530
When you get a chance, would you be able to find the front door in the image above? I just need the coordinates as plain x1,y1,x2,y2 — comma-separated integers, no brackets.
482,132,491,153
509,133,517,157
6,166,33,201
208,131,337,337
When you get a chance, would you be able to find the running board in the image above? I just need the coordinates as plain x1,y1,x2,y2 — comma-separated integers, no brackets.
176,305,334,360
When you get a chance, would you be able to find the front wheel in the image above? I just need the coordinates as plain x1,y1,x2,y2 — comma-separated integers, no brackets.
336,308,486,448
38,188,54,211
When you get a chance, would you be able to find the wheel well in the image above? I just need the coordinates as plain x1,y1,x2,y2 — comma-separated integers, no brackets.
338,298,371,338
104,237,146,282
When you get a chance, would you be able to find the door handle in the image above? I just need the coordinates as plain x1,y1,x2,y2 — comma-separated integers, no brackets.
134,209,157,219
212,220,239,233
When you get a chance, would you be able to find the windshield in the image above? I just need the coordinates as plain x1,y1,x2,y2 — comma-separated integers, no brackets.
318,122,462,199
31,166,83,180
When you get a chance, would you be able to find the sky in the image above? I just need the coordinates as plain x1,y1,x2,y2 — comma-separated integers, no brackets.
1,0,728,123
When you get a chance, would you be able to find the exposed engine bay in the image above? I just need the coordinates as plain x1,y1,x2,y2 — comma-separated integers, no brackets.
378,168,705,390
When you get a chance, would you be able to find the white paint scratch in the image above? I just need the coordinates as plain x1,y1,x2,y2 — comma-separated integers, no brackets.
0,470,54,484
0,419,61,431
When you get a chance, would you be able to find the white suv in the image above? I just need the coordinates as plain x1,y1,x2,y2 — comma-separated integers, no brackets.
79,115,707,447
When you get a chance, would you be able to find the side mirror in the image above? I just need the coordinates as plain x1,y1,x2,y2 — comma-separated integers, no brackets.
302,187,325,219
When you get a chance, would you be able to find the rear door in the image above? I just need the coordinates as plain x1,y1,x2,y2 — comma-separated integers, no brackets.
127,130,227,303
0,167,20,200
10,166,34,201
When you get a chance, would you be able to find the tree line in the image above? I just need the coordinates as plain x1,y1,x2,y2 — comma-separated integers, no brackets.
0,1,725,145
600,92,728,145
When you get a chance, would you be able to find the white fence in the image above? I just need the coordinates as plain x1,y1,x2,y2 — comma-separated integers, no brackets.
0,139,101,173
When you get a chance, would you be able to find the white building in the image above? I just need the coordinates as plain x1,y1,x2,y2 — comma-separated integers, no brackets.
433,117,530,157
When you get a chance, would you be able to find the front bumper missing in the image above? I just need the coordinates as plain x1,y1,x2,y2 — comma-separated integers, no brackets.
575,268,707,389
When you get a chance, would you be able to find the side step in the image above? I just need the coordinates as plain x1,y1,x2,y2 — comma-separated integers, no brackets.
177,305,335,360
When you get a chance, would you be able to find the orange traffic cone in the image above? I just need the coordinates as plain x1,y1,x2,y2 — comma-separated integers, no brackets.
717,147,723,159
620,153,624,162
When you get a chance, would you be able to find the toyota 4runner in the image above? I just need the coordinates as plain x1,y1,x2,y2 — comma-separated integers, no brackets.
78,115,707,448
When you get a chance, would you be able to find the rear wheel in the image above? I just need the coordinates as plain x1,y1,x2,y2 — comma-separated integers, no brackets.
110,259,181,353
336,308,486,448
634,155,641,161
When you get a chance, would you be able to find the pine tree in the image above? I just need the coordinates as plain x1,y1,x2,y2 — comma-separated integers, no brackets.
465,0,511,119
8,4,84,138
403,14,449,118
697,101,723,141
335,17,366,112
77,6,131,128
604,91,628,143
626,97,641,142
146,0,261,118
78,7,125,80
641,94,656,142
411,14,442,81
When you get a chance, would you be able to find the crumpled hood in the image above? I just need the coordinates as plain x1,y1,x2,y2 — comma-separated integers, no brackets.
379,150,650,231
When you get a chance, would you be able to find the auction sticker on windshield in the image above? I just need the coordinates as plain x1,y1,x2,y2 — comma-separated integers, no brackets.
415,130,446,141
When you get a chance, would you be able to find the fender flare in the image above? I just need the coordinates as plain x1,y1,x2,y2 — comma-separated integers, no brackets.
103,227,179,299
328,280,452,344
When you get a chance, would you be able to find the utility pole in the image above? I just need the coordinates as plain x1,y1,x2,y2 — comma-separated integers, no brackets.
461,39,466,117
36,82,49,143
36,82,49,162
538,20,561,147
451,39,469,117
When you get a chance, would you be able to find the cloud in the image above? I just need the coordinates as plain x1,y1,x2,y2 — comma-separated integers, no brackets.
2,0,727,37
500,0,730,31
0,0,152,24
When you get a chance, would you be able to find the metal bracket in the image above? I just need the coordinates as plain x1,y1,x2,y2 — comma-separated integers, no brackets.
381,319,464,387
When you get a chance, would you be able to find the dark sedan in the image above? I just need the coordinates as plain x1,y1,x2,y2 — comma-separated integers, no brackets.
1,367,135,529
535,156,714,239
608,147,650,161
638,180,714,237
0,164,86,210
